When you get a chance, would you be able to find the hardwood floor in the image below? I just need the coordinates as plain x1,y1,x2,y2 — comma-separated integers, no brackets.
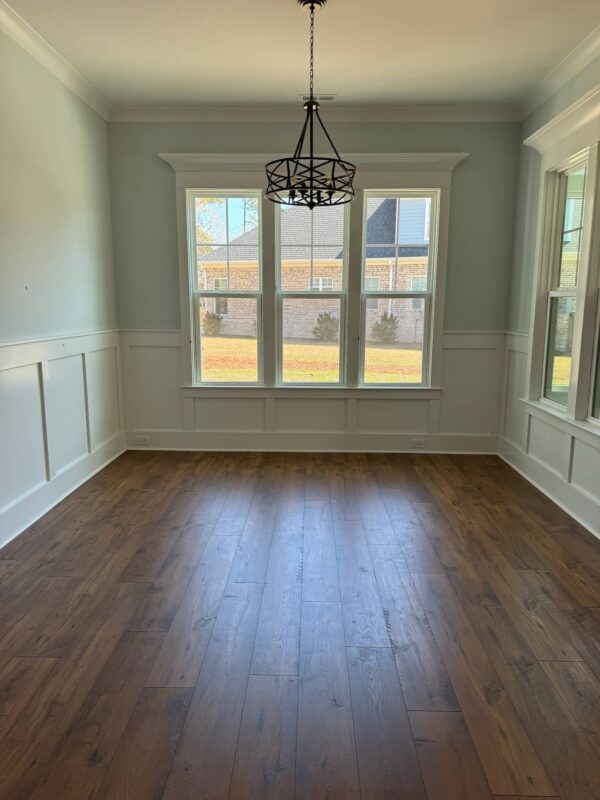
0,451,599,800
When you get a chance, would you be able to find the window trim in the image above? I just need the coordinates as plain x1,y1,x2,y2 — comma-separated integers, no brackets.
528,143,600,425
186,188,264,386
359,189,440,387
165,153,461,392
275,203,350,387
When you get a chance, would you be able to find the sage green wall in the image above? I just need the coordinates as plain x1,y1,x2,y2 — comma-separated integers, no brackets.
507,58,600,334
108,121,520,332
0,31,117,343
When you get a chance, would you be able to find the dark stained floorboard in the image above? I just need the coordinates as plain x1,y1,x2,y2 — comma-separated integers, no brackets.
0,451,598,800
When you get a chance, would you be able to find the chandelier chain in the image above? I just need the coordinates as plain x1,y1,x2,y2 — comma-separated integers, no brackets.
309,4,315,98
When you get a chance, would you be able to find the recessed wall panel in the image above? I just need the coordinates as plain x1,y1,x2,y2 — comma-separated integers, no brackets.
276,399,346,432
131,346,183,430
194,398,264,432
86,347,120,447
440,349,496,434
357,399,428,433
0,364,46,510
45,354,88,473
528,416,565,477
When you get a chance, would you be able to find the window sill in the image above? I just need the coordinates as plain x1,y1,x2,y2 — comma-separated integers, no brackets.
521,398,600,448
182,385,443,399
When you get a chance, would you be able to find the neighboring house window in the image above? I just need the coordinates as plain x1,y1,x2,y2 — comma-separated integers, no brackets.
278,205,347,384
362,191,438,385
213,278,228,315
410,276,427,311
365,276,380,310
189,191,262,384
543,165,586,407
308,276,334,291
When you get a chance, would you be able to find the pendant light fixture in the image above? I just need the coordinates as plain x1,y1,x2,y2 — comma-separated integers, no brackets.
265,0,356,210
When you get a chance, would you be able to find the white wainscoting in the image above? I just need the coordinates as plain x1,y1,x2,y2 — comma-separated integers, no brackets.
120,330,504,454
0,330,125,548
499,332,600,537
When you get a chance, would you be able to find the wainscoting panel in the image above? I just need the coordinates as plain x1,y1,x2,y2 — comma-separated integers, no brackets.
121,330,504,453
356,398,428,433
499,332,600,538
0,363,47,511
44,354,88,475
0,331,125,549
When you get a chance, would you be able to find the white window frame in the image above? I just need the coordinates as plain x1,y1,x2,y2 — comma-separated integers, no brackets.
276,206,350,386
186,188,264,386
163,152,462,392
527,131,600,428
359,189,440,387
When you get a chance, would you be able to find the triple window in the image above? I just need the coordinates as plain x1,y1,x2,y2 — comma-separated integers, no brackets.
188,189,439,387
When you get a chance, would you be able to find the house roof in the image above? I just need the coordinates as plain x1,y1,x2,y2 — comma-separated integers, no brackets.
200,199,428,262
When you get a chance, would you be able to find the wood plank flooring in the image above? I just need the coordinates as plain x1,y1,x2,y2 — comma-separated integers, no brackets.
0,451,599,800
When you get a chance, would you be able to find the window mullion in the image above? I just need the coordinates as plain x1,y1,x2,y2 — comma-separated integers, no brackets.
262,197,276,386
572,143,600,419
346,190,364,387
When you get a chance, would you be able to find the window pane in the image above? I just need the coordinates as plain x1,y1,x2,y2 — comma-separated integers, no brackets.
280,205,312,245
199,297,258,383
363,298,424,384
558,168,586,288
544,296,576,405
282,298,341,383
227,197,259,242
195,197,227,244
312,205,345,245
562,168,586,232
197,246,225,290
592,333,600,419
364,249,429,291
558,229,581,289
280,247,311,291
227,246,259,290
366,197,397,244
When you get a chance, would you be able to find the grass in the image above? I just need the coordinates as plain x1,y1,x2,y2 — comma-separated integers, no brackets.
200,335,423,383
549,355,572,387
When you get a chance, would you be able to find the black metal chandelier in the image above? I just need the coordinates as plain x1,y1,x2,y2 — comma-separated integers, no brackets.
265,0,356,210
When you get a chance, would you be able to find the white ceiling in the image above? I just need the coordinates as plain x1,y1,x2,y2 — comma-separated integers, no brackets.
6,0,600,107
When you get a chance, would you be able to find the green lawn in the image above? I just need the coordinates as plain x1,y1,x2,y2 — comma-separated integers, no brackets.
200,336,423,383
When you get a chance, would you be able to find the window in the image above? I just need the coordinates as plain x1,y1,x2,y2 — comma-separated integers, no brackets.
410,276,428,311
365,276,380,310
190,191,262,384
308,276,334,291
543,164,586,407
277,205,347,384
531,142,600,425
361,192,438,385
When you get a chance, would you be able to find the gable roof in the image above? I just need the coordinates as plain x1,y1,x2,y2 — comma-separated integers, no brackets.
200,198,428,262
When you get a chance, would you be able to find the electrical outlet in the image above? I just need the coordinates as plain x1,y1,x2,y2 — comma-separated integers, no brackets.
410,437,426,448
134,434,150,446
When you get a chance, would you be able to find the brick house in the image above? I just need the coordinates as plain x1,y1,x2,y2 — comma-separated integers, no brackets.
198,198,430,345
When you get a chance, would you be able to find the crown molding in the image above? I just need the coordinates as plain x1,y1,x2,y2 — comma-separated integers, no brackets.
521,23,600,118
0,0,111,119
159,152,469,173
110,103,520,124
524,83,600,153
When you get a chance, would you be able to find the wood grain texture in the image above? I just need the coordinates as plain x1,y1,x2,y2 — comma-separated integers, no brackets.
0,451,598,800
228,675,298,800
409,711,494,800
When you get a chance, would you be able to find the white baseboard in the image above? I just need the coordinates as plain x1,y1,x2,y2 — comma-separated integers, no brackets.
126,429,498,454
0,432,126,551
499,437,600,540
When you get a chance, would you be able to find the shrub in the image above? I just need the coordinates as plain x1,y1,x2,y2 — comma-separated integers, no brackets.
312,312,339,342
203,311,223,335
371,312,399,344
